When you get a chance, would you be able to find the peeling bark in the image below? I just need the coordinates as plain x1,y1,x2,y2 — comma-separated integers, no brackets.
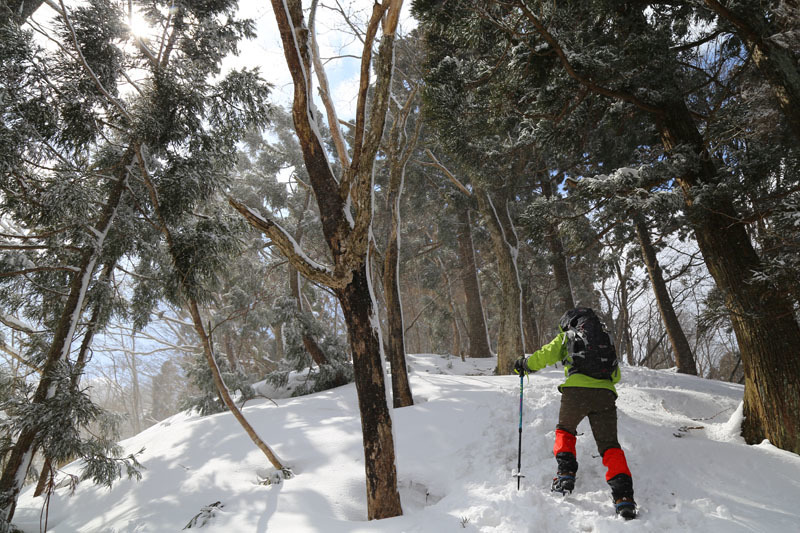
336,265,402,519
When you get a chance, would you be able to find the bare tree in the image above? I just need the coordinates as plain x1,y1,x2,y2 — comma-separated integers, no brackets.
230,0,405,520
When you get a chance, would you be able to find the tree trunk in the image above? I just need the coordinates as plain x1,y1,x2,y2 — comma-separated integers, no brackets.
245,0,405,519
634,216,698,375
660,98,800,453
475,187,524,374
436,256,462,358
223,333,240,373
381,90,416,408
272,323,285,361
336,264,403,519
613,259,635,366
32,457,51,498
540,177,575,311
187,301,287,471
128,349,142,435
520,280,540,351
5,0,45,23
455,207,492,357
138,151,288,476
0,154,130,524
383,162,413,407
31,259,118,499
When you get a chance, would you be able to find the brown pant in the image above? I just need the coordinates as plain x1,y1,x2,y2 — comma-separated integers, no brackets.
557,387,620,455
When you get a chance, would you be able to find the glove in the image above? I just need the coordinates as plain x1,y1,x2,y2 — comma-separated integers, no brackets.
513,356,529,375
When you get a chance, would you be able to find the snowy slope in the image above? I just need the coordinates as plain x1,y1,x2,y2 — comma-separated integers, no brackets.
13,355,800,532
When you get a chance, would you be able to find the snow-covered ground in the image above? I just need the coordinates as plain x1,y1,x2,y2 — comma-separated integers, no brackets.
13,354,800,532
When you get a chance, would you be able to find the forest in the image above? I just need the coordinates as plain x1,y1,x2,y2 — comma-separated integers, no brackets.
1,0,799,527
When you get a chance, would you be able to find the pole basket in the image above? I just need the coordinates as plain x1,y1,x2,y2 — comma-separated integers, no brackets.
512,468,525,490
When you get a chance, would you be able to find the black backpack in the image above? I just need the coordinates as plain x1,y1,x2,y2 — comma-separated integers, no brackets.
559,307,618,380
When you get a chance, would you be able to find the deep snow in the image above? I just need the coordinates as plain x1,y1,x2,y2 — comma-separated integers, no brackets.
13,354,800,532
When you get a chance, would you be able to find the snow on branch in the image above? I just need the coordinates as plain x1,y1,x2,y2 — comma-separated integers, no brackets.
228,197,347,289
0,312,39,335
54,0,133,122
0,343,42,373
512,2,663,116
0,265,81,277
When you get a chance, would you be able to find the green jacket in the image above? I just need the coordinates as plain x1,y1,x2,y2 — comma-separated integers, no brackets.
525,331,620,396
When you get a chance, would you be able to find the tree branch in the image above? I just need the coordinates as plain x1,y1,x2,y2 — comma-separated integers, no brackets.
310,0,351,169
0,344,42,373
56,0,133,122
0,266,80,277
512,1,664,116
422,149,472,197
228,196,346,289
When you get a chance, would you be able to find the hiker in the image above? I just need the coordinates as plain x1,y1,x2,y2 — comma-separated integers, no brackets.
514,307,637,520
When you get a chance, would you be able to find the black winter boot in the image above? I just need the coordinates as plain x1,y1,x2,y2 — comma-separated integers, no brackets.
608,473,636,519
551,472,576,494
614,496,637,520
555,451,578,473
552,452,579,494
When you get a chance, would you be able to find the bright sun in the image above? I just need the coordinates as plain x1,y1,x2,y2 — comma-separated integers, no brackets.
128,12,152,38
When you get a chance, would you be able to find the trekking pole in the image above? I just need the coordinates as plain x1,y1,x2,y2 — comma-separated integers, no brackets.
513,371,525,490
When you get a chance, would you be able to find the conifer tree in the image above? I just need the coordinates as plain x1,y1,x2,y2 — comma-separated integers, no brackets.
0,0,275,525
414,0,800,454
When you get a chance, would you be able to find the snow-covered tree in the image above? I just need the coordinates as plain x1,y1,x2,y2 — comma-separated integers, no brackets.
414,0,800,455
0,0,275,525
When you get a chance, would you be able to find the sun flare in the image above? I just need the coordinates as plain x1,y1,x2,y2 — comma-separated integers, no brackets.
127,12,152,38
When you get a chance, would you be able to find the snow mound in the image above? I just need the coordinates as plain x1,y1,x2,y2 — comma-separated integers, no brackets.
13,356,800,532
